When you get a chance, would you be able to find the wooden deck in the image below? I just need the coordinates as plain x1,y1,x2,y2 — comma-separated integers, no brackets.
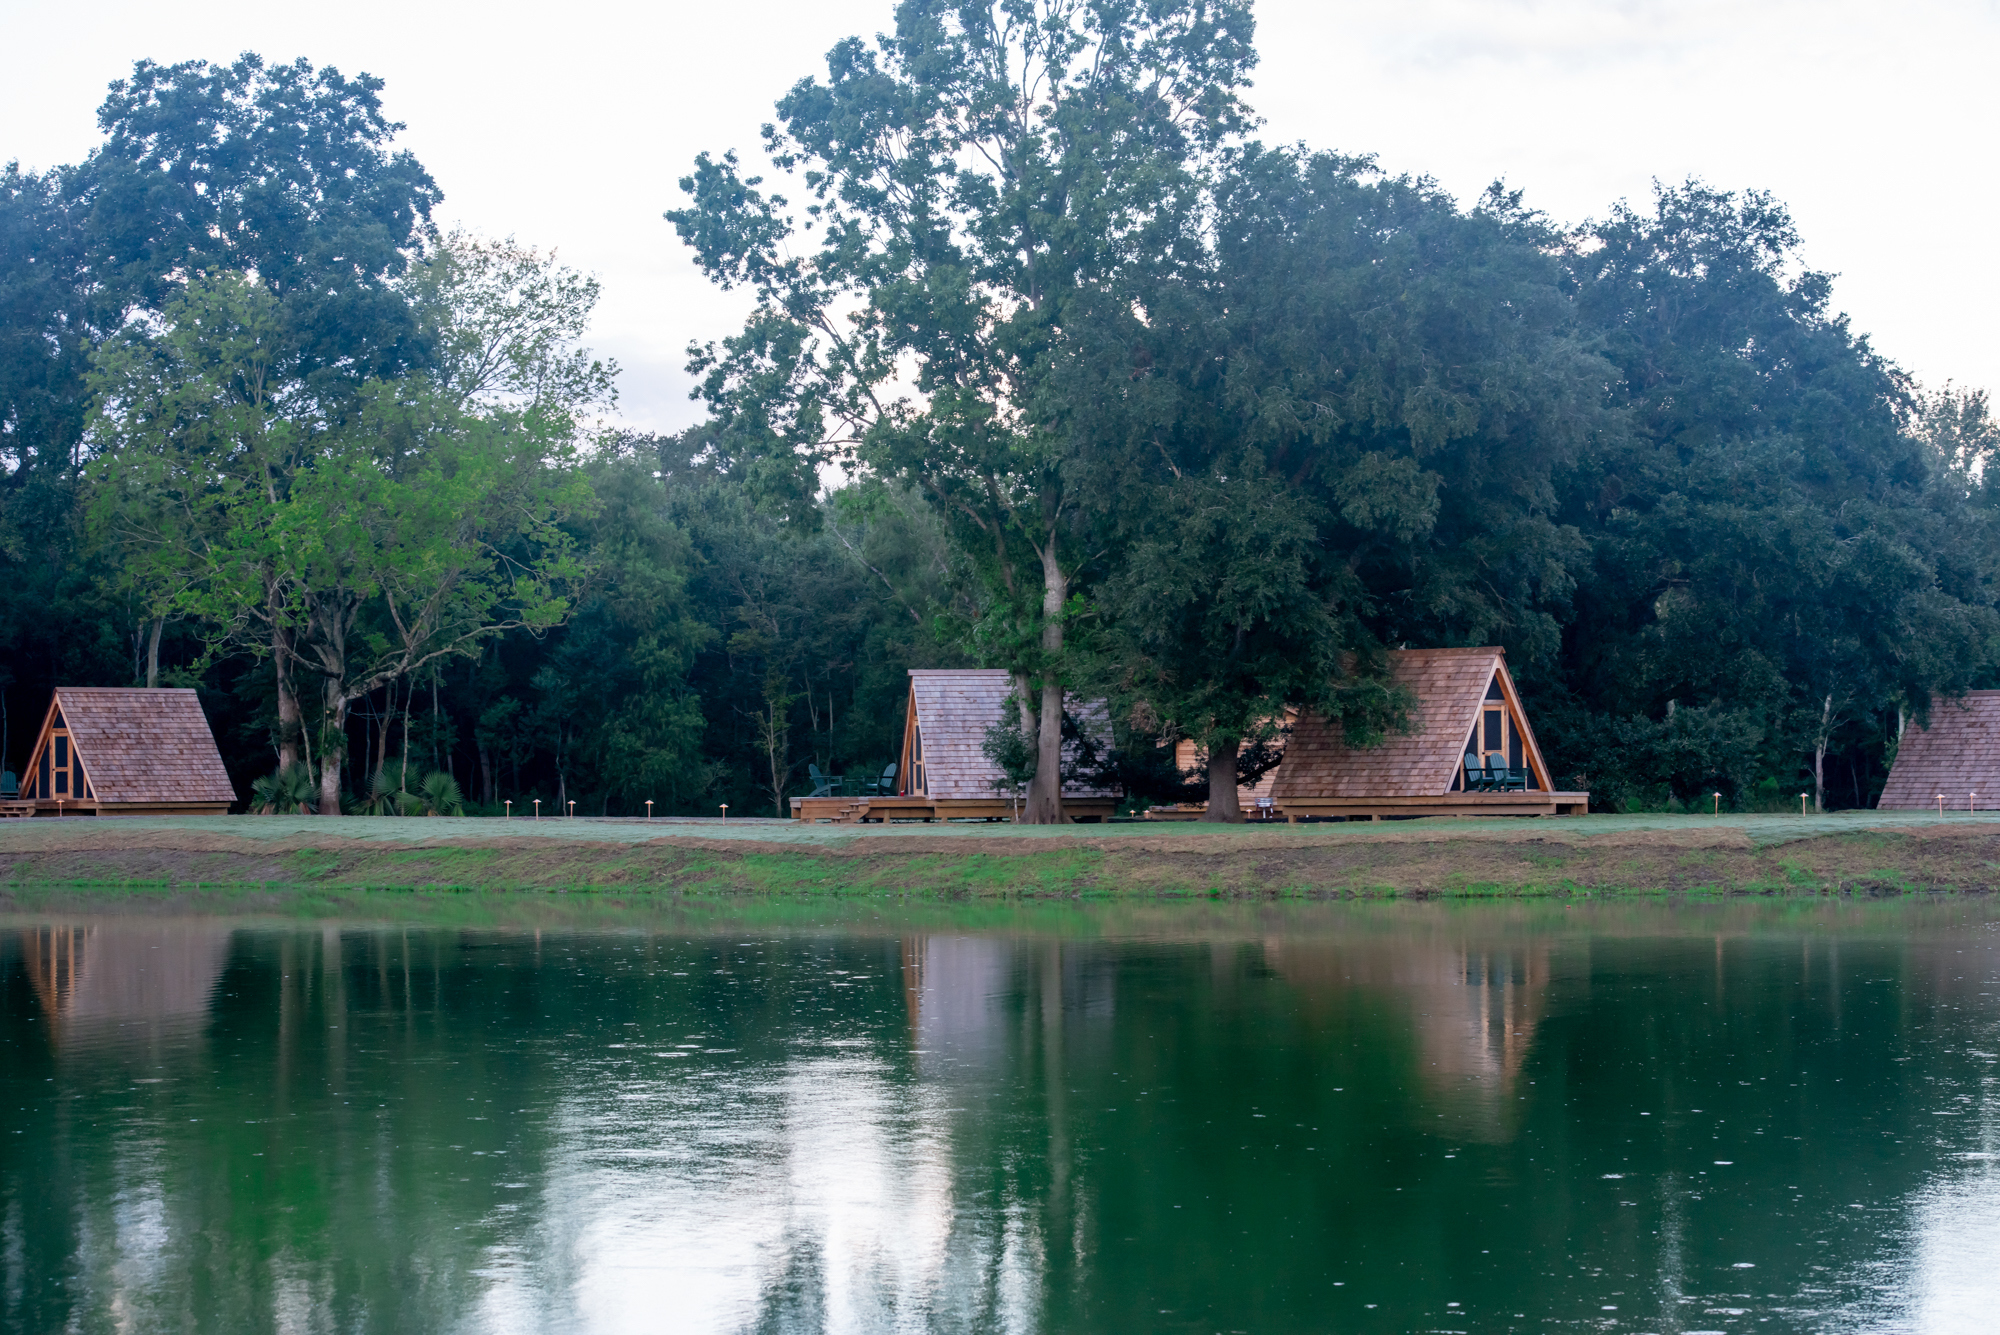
15,800,233,817
790,795,1118,824
1275,791,1589,820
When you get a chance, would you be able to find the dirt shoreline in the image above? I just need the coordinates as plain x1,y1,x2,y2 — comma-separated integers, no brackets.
3,821,1999,898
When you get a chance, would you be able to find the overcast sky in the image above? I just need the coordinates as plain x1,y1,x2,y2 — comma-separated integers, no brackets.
5,0,1996,432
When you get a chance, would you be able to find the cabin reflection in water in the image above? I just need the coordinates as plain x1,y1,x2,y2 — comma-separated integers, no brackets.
17,922,232,1049
1261,935,1553,1142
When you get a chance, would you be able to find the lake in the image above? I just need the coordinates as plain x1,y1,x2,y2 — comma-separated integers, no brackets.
3,897,1998,1333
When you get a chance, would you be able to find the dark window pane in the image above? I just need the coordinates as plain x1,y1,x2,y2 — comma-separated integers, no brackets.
1484,710,1502,752
1509,729,1523,772
1485,677,1502,701
51,709,65,730
54,770,66,794
55,737,67,767
38,748,49,796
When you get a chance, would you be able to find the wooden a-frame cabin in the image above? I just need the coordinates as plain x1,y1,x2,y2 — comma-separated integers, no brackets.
1877,691,2000,809
1269,648,1587,820
793,670,1118,822
11,688,235,817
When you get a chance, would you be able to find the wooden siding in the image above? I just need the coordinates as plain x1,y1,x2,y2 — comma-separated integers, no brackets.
1271,649,1554,800
1878,692,2000,809
21,689,235,806
904,670,1115,800
1174,711,1293,805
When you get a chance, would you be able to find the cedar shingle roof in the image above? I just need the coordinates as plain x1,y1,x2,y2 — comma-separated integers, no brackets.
1877,692,2000,809
50,688,235,805
909,670,1114,799
1271,648,1536,799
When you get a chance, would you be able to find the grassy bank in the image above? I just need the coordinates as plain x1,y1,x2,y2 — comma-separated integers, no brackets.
4,813,2000,901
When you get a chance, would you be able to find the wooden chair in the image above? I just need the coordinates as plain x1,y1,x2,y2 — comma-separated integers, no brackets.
864,763,898,797
0,771,15,798
1492,757,1528,792
807,763,843,798
1464,752,1492,792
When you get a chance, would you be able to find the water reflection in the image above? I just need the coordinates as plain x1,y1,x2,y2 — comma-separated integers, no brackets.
4,904,2000,1332
18,921,231,1049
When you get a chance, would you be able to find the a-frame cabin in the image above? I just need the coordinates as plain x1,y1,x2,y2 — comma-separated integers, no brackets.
1270,648,1587,819
890,670,1117,821
15,688,235,816
1877,691,2000,809
792,670,1119,821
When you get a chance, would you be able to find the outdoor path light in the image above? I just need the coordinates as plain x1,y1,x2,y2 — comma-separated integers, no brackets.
720,804,729,820
534,799,541,819
568,800,575,818
1712,791,1721,816
1938,793,1946,817
505,800,512,818
646,800,654,820
1800,793,1808,816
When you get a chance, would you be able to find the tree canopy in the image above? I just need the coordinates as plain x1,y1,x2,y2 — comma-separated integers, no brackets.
3,30,1998,822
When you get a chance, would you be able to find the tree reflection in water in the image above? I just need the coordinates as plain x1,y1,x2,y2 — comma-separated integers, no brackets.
4,901,2000,1332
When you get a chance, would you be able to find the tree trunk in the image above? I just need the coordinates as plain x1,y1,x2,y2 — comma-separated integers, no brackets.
477,737,495,807
1023,544,1069,824
273,624,302,772
1202,737,1244,822
145,618,163,688
319,682,348,816
374,679,393,779
1814,692,1832,814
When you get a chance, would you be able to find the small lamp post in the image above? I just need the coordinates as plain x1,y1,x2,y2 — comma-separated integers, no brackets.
1712,791,1721,817
533,798,541,820
1972,792,1979,814
720,803,729,821
1937,793,1946,818
1800,793,1808,817
504,800,512,819
567,800,575,819
646,800,654,821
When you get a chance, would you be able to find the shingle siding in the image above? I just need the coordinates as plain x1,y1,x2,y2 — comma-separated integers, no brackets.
48,688,236,805
1878,692,2000,809
909,670,1114,800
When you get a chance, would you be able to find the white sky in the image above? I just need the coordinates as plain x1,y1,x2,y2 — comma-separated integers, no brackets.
5,0,1996,433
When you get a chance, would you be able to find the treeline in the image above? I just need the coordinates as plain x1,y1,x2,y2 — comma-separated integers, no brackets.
5,13,1999,819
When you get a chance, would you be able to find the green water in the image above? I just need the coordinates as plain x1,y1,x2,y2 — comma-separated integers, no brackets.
4,899,1998,1333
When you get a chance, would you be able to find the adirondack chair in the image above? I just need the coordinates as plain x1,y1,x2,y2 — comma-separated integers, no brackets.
0,771,15,798
1494,763,1529,792
806,763,843,798
863,763,898,797
1463,752,1492,792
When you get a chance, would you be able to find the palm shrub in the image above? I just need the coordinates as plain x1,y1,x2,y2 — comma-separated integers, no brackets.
250,764,318,815
414,771,465,817
362,766,423,816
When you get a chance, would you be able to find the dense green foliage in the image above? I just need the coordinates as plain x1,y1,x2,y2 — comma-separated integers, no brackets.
4,18,1998,815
